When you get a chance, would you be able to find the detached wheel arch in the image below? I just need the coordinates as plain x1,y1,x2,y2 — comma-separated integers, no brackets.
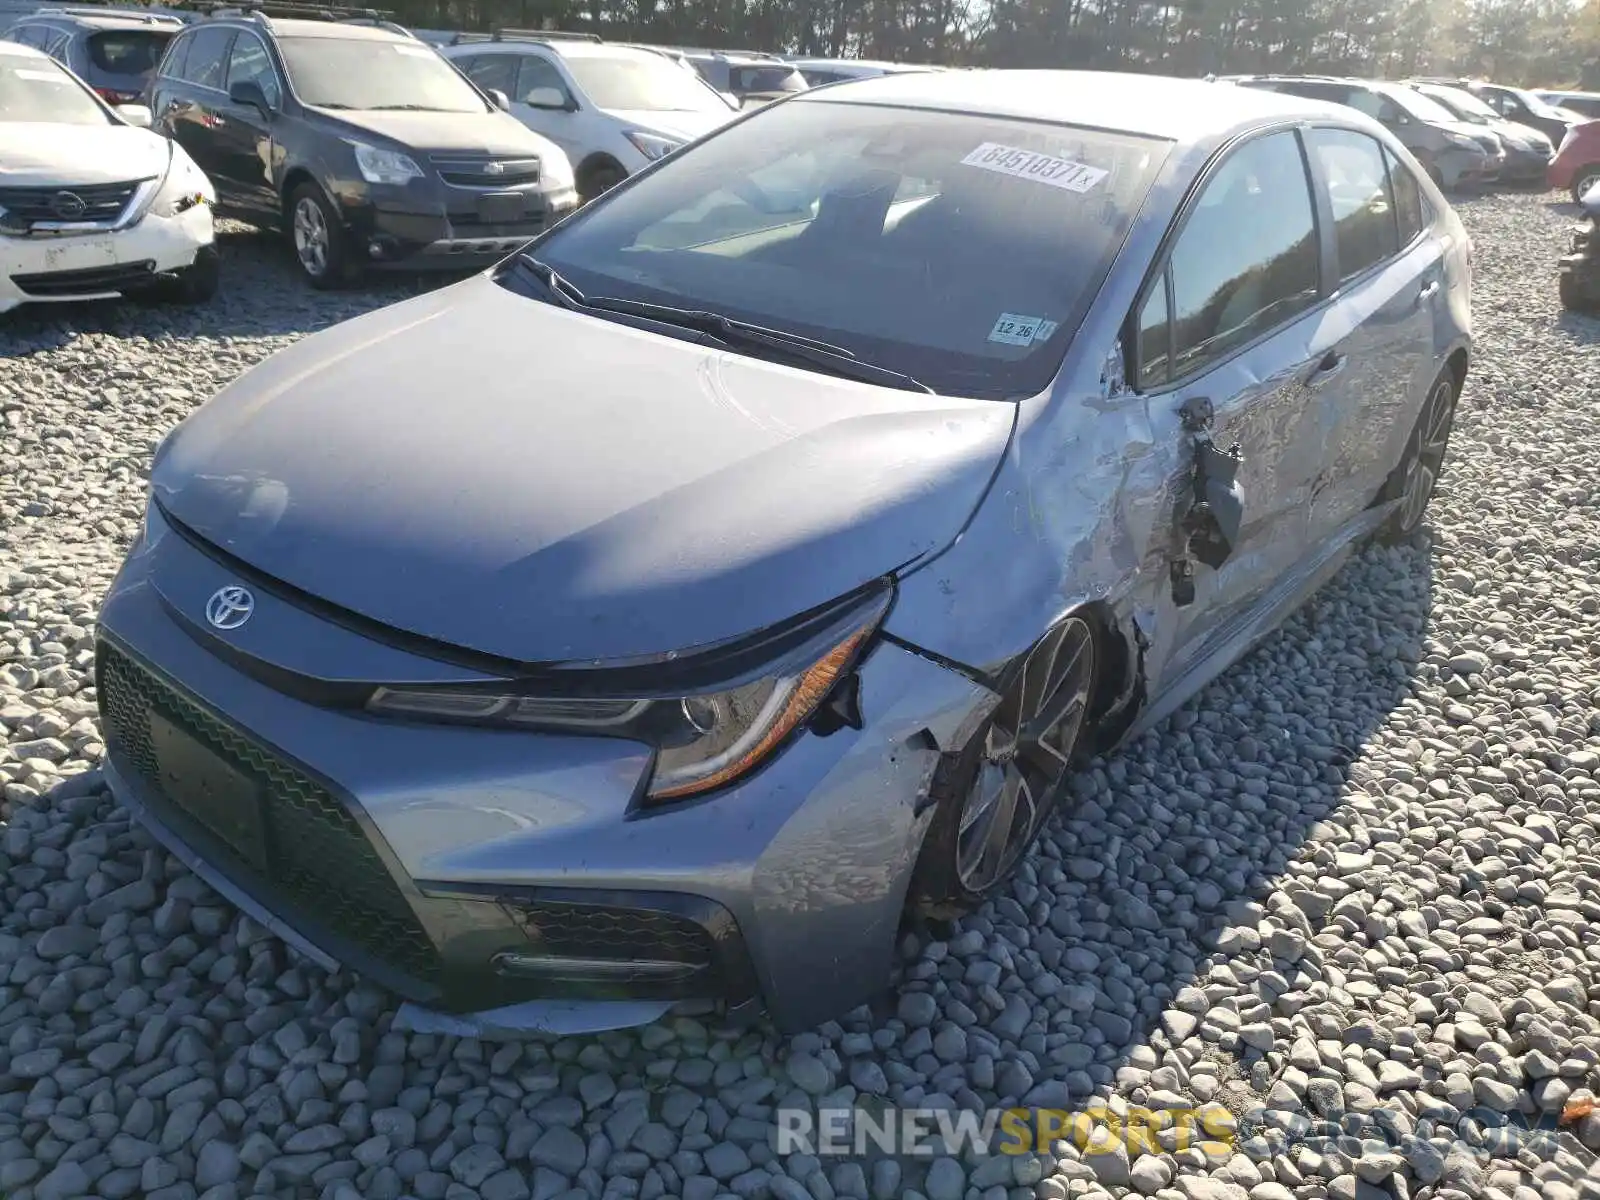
907,612,1105,918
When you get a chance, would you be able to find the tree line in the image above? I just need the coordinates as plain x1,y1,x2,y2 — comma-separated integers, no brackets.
375,0,1598,87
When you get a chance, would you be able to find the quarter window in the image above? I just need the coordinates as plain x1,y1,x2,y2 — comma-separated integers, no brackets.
225,33,279,107
1159,130,1320,379
1309,128,1399,280
180,26,232,90
1385,145,1424,244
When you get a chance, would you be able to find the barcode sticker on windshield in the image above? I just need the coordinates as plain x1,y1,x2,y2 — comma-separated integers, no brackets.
989,313,1044,346
962,143,1109,193
1033,319,1060,342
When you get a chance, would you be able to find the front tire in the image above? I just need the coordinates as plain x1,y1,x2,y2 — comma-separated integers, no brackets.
1376,369,1457,545
287,183,356,289
579,162,627,206
143,243,220,305
1571,165,1600,206
909,617,1098,916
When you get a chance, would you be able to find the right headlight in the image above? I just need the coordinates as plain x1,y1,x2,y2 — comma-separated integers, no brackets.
348,140,424,186
366,585,892,803
1447,132,1484,151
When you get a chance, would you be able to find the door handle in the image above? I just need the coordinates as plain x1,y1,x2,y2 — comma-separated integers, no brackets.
1305,351,1348,389
1417,279,1440,303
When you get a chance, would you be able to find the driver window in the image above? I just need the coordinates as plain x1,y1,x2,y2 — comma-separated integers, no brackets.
225,34,280,107
458,53,514,95
514,54,570,106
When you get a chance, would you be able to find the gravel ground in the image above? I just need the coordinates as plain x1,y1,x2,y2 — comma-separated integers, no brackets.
2,195,1599,1200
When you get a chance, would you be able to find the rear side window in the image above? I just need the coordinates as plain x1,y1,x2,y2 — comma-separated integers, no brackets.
180,26,232,89
457,52,513,93
1308,128,1398,280
1158,130,1320,380
514,54,567,104
158,31,191,78
87,30,172,76
1385,146,1424,244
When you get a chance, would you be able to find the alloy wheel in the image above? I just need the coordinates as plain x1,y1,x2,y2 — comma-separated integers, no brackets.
954,617,1095,894
293,197,329,278
1576,169,1600,204
1396,375,1456,533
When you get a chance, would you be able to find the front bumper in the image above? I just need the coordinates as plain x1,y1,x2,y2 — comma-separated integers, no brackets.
0,203,213,314
1436,146,1494,190
331,177,579,271
95,507,991,1033
1499,146,1553,181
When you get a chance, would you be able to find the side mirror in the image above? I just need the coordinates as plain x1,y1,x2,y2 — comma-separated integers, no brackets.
114,103,152,128
523,86,572,111
486,87,511,112
228,79,272,113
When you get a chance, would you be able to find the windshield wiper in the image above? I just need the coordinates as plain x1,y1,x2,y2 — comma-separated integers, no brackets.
582,295,935,394
512,254,585,310
508,257,933,393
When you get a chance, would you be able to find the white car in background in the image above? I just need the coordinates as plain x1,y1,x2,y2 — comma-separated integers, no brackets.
0,41,217,314
441,31,738,203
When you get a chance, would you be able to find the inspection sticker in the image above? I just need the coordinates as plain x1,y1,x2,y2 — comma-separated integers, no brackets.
988,314,1060,346
989,313,1044,346
961,143,1109,193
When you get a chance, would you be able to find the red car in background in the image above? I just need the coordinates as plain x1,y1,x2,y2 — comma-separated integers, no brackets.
1549,118,1600,202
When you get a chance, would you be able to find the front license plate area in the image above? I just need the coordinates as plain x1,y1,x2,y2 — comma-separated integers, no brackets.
150,712,268,872
477,192,527,223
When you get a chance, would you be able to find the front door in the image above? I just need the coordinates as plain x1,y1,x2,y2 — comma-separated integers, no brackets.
1131,127,1348,687
215,30,281,215
156,26,236,201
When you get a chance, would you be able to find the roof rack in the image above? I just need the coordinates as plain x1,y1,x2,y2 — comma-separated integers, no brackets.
31,4,186,22
447,27,600,44
666,45,786,61
190,0,404,25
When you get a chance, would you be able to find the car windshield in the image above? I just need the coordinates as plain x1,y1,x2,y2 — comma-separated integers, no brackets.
1389,87,1460,125
729,64,806,93
279,36,487,111
1509,87,1567,119
565,51,728,112
0,51,108,123
1420,85,1495,123
519,99,1170,399
87,29,173,76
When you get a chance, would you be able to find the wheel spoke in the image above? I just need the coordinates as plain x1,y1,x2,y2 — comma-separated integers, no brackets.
973,768,1024,884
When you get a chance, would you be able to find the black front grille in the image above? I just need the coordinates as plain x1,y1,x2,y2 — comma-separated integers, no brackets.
508,900,718,967
432,155,542,188
97,644,441,985
0,179,145,226
12,260,156,297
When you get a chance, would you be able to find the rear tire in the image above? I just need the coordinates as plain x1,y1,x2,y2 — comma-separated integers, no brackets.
1376,369,1457,545
908,617,1098,917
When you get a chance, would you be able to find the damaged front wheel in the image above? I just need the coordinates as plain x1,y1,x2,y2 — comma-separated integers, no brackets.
909,616,1099,916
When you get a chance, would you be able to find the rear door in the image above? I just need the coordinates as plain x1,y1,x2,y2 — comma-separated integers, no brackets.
158,26,236,199
1131,126,1348,671
1297,127,1440,535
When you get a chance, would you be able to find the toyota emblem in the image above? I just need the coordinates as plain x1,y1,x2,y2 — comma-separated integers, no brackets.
205,585,254,630
51,191,87,219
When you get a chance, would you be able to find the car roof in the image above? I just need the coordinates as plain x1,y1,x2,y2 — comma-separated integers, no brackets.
19,8,182,29
800,69,1361,142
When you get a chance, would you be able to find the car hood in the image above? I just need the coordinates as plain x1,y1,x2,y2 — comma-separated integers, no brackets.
1493,119,1550,148
152,277,1015,666
599,107,735,144
311,107,561,158
0,122,170,185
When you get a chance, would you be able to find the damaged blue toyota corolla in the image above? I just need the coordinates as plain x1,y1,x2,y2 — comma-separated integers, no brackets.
96,70,1471,1036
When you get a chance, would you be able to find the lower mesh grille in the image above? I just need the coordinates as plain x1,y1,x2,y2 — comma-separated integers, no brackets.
508,900,717,968
97,643,441,984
